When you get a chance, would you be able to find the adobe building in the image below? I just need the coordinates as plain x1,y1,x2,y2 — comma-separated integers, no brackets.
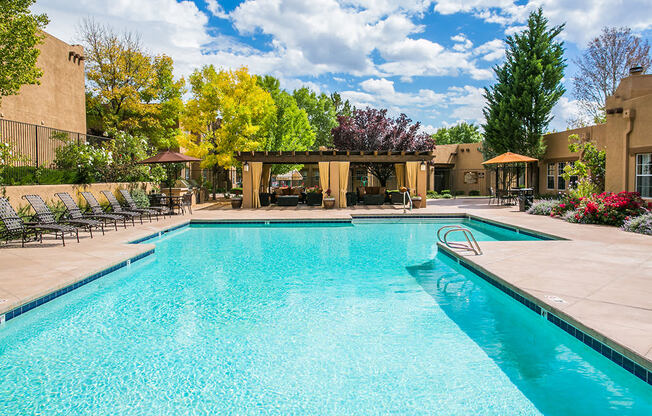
539,69,652,199
0,32,86,134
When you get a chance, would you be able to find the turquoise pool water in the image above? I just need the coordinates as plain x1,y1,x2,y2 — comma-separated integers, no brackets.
0,220,650,415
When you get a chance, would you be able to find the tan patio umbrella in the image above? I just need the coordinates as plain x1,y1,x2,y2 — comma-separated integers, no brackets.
482,152,538,193
137,150,202,197
275,169,303,187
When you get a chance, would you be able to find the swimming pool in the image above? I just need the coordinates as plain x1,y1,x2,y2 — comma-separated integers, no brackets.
0,219,650,414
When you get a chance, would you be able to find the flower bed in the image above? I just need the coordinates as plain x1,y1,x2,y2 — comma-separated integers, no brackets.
549,191,648,226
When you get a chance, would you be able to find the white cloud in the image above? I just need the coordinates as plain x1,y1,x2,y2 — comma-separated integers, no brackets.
473,39,504,61
451,33,473,51
205,0,228,19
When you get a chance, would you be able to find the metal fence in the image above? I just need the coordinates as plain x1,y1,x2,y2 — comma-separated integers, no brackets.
0,118,110,185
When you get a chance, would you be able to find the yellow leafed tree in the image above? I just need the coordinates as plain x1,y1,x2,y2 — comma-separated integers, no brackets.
180,66,275,171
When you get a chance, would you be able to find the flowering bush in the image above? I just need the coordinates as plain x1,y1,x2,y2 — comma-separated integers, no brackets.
621,213,652,236
305,186,322,194
553,191,647,226
527,199,558,216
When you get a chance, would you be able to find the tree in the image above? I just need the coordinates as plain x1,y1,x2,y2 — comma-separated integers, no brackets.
483,7,566,159
179,65,275,176
81,19,185,148
572,27,652,125
293,87,337,148
257,75,315,173
332,108,433,186
330,92,354,118
561,134,606,195
432,122,482,145
0,0,49,102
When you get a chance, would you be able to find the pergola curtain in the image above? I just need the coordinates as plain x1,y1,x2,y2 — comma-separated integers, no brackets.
338,162,350,208
261,164,272,192
250,162,263,208
319,162,330,205
394,163,406,188
406,161,418,195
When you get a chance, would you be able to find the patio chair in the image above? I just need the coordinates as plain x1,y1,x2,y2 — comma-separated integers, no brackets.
119,189,168,218
0,197,77,247
56,192,126,231
23,194,103,238
115,189,162,221
181,192,193,215
81,192,139,226
100,191,146,224
488,187,498,205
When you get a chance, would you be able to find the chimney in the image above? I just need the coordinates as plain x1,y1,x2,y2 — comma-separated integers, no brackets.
629,66,644,75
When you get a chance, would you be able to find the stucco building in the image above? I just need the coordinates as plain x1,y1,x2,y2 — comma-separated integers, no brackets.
0,32,86,133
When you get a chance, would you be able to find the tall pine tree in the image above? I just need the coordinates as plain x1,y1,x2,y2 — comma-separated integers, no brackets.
482,8,566,158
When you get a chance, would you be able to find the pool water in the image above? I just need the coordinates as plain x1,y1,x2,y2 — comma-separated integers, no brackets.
0,220,650,415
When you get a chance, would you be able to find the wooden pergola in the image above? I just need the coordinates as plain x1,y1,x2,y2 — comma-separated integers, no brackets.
234,150,435,208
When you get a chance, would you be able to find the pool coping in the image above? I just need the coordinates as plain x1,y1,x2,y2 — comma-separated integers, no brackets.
437,243,652,386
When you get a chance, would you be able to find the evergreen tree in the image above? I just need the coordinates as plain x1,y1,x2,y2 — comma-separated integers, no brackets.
432,122,482,145
482,8,566,158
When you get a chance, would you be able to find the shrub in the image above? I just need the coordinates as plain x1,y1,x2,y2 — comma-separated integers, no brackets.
230,187,243,195
621,213,652,236
426,190,439,199
130,188,150,207
527,199,558,216
441,189,451,194
469,190,480,196
305,186,322,194
554,191,647,226
442,193,453,199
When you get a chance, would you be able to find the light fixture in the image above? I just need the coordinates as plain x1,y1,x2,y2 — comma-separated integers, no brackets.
243,161,249,172
420,161,426,171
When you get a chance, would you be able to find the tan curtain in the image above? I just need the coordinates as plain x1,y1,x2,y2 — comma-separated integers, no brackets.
406,161,418,195
394,163,406,188
338,162,350,208
261,165,272,192
250,162,263,208
319,161,330,206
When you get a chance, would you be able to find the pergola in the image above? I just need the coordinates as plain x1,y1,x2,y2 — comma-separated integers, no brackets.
234,150,434,208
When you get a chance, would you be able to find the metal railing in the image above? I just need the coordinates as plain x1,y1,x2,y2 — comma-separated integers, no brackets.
402,191,412,213
437,225,482,255
0,118,110,184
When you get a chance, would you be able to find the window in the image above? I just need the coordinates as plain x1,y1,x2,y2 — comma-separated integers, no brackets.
557,162,566,190
568,161,578,188
547,164,555,189
636,153,652,198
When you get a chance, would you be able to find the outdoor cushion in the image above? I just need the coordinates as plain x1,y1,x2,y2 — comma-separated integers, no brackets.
276,195,299,206
364,194,385,205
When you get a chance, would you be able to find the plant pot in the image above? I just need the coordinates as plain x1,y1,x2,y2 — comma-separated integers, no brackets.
231,197,242,209
260,193,271,207
412,196,422,208
323,197,335,209
306,192,323,206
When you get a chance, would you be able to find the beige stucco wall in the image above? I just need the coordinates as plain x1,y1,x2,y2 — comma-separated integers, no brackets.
3,182,154,212
0,32,86,133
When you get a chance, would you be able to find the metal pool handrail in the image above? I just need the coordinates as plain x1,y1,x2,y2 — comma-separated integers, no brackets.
437,225,483,255
403,191,412,213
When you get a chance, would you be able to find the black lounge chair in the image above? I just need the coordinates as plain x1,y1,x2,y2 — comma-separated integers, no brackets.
56,192,126,230
100,191,145,224
23,194,104,238
0,197,77,247
81,192,139,226
118,189,167,220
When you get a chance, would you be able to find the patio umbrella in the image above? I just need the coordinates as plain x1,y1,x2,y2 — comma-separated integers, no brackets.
137,150,202,198
275,169,303,187
482,152,538,193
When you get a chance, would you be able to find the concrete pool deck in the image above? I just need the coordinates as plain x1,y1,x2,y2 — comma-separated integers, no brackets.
1,198,651,373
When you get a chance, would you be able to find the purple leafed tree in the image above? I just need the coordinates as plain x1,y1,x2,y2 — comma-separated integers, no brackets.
331,108,433,186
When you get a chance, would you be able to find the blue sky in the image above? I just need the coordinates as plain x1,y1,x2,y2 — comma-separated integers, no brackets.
34,0,652,133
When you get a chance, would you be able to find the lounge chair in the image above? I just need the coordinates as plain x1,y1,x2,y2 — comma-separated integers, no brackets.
81,192,139,226
0,197,77,247
23,194,104,238
56,192,126,230
111,189,161,221
119,189,168,218
100,191,146,224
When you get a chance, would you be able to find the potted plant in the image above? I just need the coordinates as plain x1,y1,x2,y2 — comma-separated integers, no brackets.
323,188,335,209
229,188,242,209
305,186,323,206
412,193,423,208
259,192,271,207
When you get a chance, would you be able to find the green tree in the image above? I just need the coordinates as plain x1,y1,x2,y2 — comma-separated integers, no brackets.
0,0,49,102
81,19,184,148
179,66,276,172
561,134,606,194
293,87,337,148
482,7,566,159
432,122,482,145
330,92,354,118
